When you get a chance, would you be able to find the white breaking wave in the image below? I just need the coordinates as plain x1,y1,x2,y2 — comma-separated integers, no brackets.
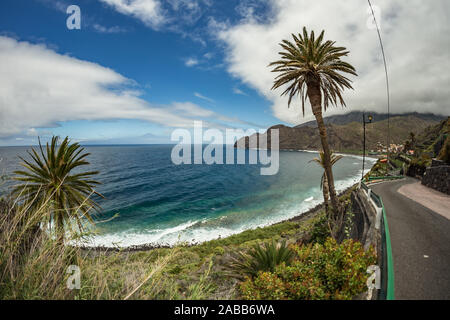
77,220,198,247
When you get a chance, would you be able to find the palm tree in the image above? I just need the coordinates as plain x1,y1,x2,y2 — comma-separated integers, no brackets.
310,151,343,214
269,27,357,216
12,136,101,238
409,132,416,151
404,140,412,153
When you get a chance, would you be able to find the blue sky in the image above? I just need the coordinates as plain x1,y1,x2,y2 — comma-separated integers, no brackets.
0,0,275,145
0,0,448,146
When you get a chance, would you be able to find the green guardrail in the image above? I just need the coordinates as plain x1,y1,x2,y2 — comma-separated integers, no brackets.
361,183,395,300
380,196,395,300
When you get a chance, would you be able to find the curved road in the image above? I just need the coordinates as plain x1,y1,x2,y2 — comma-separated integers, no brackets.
371,177,450,300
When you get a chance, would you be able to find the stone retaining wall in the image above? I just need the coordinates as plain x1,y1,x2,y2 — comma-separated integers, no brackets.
422,159,450,195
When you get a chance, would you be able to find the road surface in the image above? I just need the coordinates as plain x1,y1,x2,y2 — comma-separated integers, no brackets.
370,177,450,300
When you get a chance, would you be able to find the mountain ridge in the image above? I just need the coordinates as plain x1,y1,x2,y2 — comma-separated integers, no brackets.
235,113,448,152
295,111,446,128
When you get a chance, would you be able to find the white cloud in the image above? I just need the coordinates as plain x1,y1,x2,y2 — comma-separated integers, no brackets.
98,0,210,32
185,57,199,67
167,0,202,25
203,52,213,59
0,36,243,138
97,0,210,45
172,102,263,129
93,24,128,33
216,0,450,125
194,92,215,103
26,128,39,136
172,102,214,117
99,0,166,29
233,87,247,96
184,54,220,68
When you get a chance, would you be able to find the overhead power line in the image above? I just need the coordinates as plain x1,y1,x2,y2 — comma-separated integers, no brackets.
368,0,391,173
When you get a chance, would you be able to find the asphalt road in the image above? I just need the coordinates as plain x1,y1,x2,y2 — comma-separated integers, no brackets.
371,177,450,300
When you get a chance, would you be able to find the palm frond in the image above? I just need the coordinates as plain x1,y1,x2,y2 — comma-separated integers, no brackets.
310,151,343,190
12,136,101,236
269,26,357,113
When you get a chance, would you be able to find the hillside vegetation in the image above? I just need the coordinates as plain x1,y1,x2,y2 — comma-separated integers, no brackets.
296,111,444,128
415,117,450,159
236,114,443,152
366,117,449,179
0,187,375,300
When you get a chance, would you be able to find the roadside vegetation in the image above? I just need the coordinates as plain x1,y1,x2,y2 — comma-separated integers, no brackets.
366,117,449,180
239,239,376,300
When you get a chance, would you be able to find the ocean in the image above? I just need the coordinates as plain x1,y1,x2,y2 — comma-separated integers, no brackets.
0,145,376,247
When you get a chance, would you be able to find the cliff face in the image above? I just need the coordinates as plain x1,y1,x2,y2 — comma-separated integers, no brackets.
234,124,362,150
235,115,444,151
296,111,446,128
415,117,450,157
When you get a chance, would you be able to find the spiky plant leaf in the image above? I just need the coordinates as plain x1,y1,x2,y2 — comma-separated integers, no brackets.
12,136,101,236
269,26,357,115
229,239,295,279
309,151,343,190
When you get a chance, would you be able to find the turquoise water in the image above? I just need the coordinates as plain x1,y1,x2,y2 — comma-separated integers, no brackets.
0,145,376,247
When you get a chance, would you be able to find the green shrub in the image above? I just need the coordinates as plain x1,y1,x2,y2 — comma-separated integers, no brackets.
438,136,450,163
369,160,389,177
214,246,225,256
240,238,376,300
309,213,330,245
168,265,183,275
183,260,215,300
230,239,295,279
407,153,431,177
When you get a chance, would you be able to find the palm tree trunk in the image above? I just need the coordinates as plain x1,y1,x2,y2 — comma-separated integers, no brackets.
307,82,340,215
322,174,336,236
322,174,329,213
54,202,65,244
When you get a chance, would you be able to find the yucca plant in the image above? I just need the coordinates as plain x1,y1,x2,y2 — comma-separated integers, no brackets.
12,136,101,238
309,151,343,214
269,27,357,219
230,239,294,279
310,151,344,239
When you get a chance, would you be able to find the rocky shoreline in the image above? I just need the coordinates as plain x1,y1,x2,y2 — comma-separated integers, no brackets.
75,183,359,253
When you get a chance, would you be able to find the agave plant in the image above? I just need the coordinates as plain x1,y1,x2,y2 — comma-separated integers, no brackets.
12,136,101,237
230,239,294,279
269,27,357,217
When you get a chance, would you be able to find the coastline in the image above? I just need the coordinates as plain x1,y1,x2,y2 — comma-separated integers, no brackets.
75,152,377,252
76,181,362,253
297,149,379,159
240,147,379,160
